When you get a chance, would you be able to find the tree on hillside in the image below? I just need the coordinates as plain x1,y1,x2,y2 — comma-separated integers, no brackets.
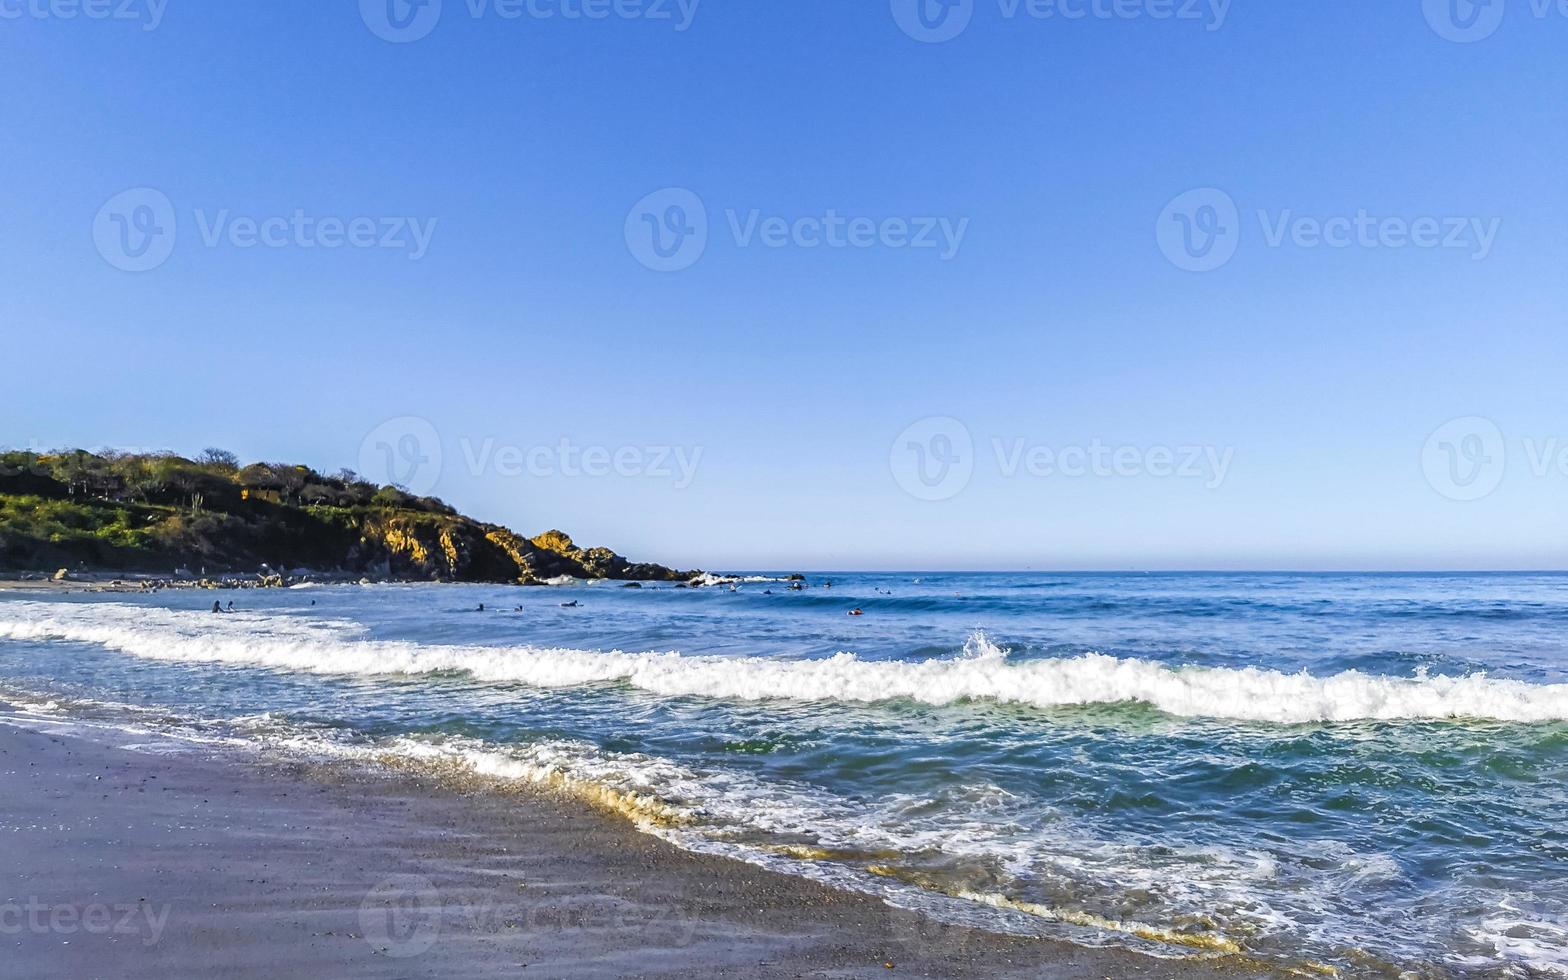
51,450,120,499
236,463,313,506
197,448,240,473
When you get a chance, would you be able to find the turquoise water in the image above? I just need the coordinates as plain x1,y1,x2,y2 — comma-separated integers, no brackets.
2,572,1565,975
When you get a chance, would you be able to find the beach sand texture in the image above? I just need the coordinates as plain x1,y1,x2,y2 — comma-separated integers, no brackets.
0,712,1254,979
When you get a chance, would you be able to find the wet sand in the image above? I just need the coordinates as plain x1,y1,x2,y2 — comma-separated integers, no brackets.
0,711,1264,979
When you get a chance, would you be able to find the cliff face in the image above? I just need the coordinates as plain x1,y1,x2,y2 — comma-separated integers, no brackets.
0,451,695,584
321,515,691,585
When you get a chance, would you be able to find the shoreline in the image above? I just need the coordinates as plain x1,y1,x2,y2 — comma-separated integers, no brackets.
0,705,1263,979
0,572,767,594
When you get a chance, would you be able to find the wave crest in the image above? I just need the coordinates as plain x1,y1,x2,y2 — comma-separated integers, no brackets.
2,603,1566,724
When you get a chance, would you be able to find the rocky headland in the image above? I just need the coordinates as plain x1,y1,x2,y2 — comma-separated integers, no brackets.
0,449,697,587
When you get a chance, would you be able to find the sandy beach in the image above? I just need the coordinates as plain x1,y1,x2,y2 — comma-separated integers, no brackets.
0,707,1260,979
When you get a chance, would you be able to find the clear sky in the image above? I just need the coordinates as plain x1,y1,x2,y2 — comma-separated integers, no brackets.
3,0,1564,571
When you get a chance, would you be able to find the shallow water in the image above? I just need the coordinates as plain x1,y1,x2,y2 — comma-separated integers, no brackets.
2,572,1565,976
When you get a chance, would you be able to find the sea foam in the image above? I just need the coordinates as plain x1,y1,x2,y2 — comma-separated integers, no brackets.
2,601,1567,724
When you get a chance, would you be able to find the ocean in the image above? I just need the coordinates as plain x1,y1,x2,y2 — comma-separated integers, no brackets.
1,572,1565,976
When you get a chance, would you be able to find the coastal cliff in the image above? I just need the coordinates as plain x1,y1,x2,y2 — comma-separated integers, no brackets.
0,449,695,585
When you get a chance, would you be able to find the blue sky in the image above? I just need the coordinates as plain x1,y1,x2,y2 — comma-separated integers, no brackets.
2,0,1564,571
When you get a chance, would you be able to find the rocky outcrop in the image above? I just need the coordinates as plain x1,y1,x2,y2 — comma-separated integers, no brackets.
519,530,690,583
0,449,697,585
351,516,692,585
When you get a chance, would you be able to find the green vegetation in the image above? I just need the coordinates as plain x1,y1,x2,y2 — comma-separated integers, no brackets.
0,448,688,584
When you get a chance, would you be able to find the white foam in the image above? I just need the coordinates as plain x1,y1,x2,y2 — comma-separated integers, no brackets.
2,601,1567,724
0,676,1551,972
1459,899,1568,976
688,573,795,587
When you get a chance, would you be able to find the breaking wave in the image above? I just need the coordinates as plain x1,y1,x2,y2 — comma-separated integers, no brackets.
2,601,1567,724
